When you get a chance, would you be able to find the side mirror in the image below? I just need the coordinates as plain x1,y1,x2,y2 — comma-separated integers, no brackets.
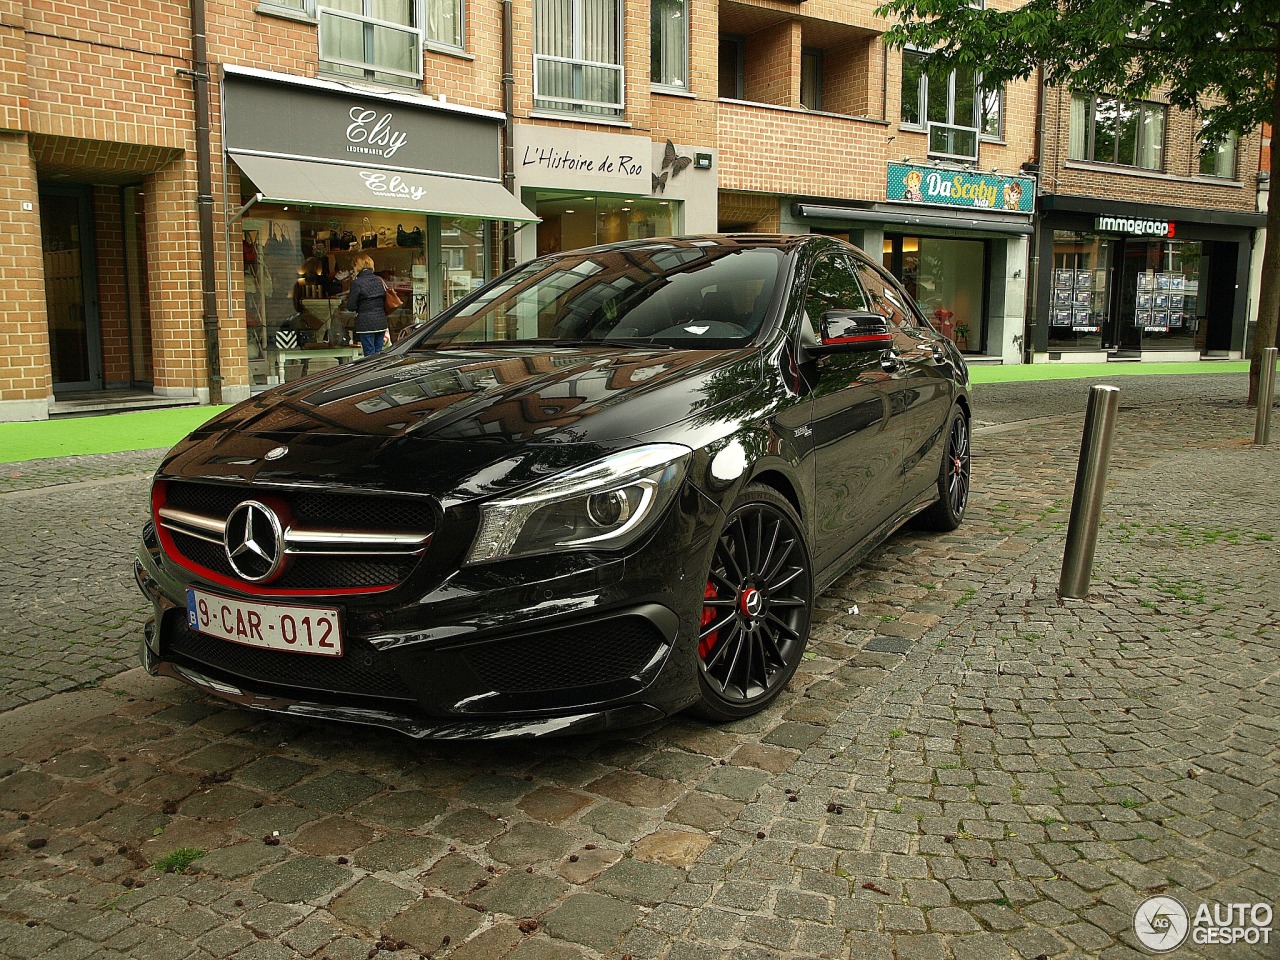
809,310,895,355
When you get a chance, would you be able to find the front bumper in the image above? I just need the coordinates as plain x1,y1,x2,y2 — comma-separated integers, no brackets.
134,483,722,739
139,631,664,739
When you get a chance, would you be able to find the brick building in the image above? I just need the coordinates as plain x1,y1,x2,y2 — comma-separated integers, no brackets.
1032,84,1266,362
0,0,1266,421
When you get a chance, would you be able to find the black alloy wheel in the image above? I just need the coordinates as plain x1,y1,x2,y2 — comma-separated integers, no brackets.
695,485,813,720
920,405,971,531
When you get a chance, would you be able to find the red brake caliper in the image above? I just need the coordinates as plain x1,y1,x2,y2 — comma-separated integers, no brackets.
699,581,719,661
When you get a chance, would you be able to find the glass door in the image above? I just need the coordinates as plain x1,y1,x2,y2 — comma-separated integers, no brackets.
40,186,103,392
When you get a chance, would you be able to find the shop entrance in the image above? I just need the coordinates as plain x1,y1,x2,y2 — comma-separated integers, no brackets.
39,186,103,392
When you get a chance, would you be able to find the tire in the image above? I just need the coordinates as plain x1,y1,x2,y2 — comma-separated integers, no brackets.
918,404,971,532
693,484,813,722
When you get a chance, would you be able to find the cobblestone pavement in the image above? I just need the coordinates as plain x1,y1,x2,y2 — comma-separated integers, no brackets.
0,374,1276,959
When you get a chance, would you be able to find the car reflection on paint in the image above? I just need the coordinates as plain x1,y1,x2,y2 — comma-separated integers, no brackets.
134,234,971,739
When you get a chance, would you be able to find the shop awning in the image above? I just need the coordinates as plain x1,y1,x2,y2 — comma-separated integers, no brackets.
230,152,539,223
794,202,1033,236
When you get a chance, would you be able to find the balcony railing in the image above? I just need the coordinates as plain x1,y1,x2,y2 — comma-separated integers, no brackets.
533,54,625,113
318,6,423,82
928,122,979,162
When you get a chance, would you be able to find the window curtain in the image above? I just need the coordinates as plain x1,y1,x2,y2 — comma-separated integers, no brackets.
650,0,686,88
319,0,418,81
535,0,620,115
580,0,620,110
425,0,461,47
1138,104,1165,171
369,0,417,77
1068,94,1087,160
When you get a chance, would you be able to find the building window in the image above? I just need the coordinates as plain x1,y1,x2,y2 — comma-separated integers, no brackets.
1199,127,1238,179
718,36,744,100
318,0,424,85
651,0,687,90
425,0,463,48
1069,94,1166,171
900,49,1001,160
801,47,823,111
534,0,623,117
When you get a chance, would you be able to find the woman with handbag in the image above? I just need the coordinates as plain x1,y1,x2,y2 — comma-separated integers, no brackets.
344,254,394,356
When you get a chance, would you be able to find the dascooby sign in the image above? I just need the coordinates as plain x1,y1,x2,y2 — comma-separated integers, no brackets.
887,162,1035,212
1094,216,1177,237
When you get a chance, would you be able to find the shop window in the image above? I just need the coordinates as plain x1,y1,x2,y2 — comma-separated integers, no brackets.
1120,240,1201,353
531,192,675,257
534,0,623,117
900,49,1002,160
1199,127,1238,179
887,235,985,350
650,0,687,91
1050,231,1109,352
718,36,744,100
441,217,491,308
318,0,424,85
801,48,823,112
1068,94,1165,171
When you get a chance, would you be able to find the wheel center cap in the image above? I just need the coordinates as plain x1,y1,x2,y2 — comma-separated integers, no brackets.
739,588,764,619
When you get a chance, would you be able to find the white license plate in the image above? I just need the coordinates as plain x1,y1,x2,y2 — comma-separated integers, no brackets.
186,589,343,657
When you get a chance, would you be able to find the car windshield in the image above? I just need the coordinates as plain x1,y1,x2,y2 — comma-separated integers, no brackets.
412,242,787,350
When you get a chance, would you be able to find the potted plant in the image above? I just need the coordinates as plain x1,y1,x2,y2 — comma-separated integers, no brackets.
954,324,970,352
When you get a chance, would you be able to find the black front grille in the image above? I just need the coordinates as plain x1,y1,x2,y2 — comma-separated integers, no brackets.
161,480,434,593
173,531,417,591
166,618,416,703
165,480,436,532
463,618,666,694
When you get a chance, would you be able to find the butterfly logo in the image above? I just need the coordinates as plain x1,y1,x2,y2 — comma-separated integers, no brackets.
653,140,694,194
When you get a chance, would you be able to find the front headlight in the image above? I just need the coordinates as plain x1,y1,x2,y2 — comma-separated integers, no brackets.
464,444,692,565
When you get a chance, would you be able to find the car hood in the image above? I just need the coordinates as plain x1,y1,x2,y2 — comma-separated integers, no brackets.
160,345,757,499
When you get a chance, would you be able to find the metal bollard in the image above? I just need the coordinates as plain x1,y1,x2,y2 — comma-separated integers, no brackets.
1059,384,1121,600
1255,346,1278,445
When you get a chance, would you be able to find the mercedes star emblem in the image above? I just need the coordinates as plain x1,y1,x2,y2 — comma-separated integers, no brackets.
224,500,285,582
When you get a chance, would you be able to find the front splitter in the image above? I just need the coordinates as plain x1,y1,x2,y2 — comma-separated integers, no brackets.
140,641,665,740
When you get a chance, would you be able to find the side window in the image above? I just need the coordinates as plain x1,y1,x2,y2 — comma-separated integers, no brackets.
804,254,870,337
854,261,914,328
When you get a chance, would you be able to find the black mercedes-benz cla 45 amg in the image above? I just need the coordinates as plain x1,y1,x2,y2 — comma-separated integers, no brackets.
135,234,971,739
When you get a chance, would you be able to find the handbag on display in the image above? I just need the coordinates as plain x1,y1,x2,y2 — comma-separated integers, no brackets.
275,328,298,349
332,230,357,251
361,231,377,249
397,224,424,248
384,282,403,313
265,222,291,258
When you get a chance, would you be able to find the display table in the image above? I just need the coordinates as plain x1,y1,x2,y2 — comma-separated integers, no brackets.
267,346,363,383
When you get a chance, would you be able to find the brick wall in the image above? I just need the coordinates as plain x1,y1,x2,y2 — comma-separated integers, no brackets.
744,21,799,108
1039,84,1263,213
93,185,130,385
0,133,52,406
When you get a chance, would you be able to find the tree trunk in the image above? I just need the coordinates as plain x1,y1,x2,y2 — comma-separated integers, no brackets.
1248,46,1280,408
